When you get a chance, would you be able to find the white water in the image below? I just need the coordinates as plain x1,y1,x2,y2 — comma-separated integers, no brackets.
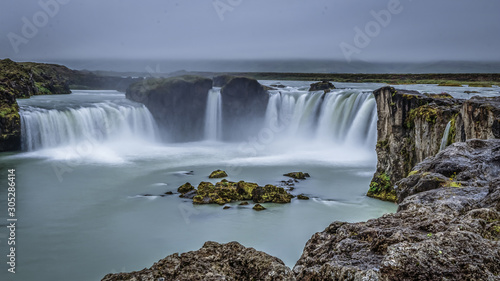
264,89,377,149
204,88,222,141
439,121,452,151
20,100,158,151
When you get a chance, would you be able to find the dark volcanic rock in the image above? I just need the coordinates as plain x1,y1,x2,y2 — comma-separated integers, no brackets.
177,182,195,194
102,241,295,281
126,75,213,141
220,77,269,141
294,139,500,280
212,74,234,87
309,80,335,92
370,86,500,202
253,204,266,211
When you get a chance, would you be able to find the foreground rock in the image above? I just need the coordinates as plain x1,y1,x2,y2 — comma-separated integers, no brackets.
295,139,500,280
369,86,500,201
102,241,295,281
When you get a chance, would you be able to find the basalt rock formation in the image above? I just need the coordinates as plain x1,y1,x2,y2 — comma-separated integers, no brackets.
126,75,213,141
220,76,269,141
369,86,500,202
295,139,500,280
101,241,295,281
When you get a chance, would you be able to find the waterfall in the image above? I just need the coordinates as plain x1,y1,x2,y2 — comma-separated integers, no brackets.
20,102,158,151
204,88,222,141
264,89,377,148
439,121,452,151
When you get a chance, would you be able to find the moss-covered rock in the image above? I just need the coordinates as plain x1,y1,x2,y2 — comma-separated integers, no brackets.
209,169,228,178
297,194,310,200
253,204,266,211
189,179,292,206
283,172,310,180
177,182,195,194
252,184,293,204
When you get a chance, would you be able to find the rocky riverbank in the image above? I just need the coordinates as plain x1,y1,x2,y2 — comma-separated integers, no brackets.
369,86,500,202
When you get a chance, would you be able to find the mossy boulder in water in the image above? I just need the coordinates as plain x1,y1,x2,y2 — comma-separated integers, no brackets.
284,172,310,180
209,169,228,178
297,194,310,200
253,204,266,211
191,180,292,205
252,184,293,203
177,182,195,194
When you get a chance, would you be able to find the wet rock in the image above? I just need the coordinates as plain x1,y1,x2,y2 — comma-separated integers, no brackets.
223,206,231,210
220,76,269,141
294,139,500,280
270,83,287,88
126,75,213,141
209,169,228,178
253,204,266,211
297,194,309,200
179,189,197,199
177,182,194,194
308,80,335,92
283,172,310,180
164,191,174,195
101,241,295,281
239,201,249,206
252,184,293,204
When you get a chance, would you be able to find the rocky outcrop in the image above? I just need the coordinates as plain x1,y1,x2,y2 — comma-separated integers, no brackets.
126,75,213,141
369,86,500,202
309,80,336,92
191,180,293,205
101,241,295,281
220,76,269,141
294,139,500,280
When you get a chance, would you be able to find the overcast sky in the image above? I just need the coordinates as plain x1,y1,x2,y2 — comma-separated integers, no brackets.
1,0,500,64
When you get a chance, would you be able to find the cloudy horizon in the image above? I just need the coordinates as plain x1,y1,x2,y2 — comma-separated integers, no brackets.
1,0,500,72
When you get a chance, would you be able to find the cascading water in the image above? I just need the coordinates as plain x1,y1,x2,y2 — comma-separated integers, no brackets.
204,88,222,141
264,89,378,149
20,102,158,151
439,121,452,151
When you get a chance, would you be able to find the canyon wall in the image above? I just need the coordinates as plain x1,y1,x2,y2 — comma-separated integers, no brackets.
369,86,500,202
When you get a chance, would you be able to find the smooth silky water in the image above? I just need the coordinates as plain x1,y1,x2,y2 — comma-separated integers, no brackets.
1,83,497,280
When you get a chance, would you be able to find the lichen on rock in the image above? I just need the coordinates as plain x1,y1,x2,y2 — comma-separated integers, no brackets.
208,169,228,178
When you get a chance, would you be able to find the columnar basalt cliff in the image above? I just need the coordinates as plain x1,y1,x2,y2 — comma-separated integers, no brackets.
369,86,500,202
